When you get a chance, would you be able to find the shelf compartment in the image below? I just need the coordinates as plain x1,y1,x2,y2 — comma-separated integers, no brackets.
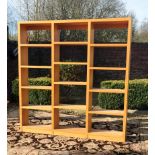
54,42,88,45
21,86,52,90
20,44,51,47
89,88,125,94
19,22,51,30
54,81,86,85
90,44,127,47
54,104,86,110
54,22,88,30
22,105,51,111
89,110,124,116
54,62,87,65
89,67,126,71
91,20,128,29
54,127,87,138
88,130,124,142
20,65,52,69
22,125,53,134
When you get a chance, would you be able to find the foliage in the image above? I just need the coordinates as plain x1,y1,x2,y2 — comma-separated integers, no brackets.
98,79,148,110
60,63,86,98
133,19,148,42
12,77,51,105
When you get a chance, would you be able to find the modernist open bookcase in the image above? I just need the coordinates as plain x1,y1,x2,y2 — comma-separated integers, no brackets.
18,17,132,142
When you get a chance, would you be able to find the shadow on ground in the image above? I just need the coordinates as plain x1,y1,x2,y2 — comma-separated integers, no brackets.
7,104,148,155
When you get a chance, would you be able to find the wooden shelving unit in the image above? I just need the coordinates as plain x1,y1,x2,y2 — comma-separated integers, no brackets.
18,17,132,142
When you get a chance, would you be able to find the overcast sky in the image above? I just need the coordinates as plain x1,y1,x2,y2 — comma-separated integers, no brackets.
123,0,148,25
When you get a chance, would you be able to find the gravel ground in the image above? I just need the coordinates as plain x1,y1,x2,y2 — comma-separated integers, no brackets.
7,104,148,155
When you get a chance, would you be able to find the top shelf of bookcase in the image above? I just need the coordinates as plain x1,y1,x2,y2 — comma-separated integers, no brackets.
19,22,51,30
19,17,130,30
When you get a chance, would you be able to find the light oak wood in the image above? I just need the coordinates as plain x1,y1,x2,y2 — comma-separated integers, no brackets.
20,44,51,47
18,17,131,142
89,110,124,116
89,88,125,93
86,22,94,133
90,43,127,47
89,67,126,71
54,62,87,65
88,130,124,142
54,127,87,138
21,86,52,90
92,22,128,29
18,24,29,127
52,23,60,129
21,65,52,69
55,22,88,30
19,17,129,25
54,42,87,45
122,17,132,142
54,81,86,85
54,104,86,110
22,125,53,134
22,105,51,111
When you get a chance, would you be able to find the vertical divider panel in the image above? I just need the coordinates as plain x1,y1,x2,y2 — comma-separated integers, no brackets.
123,17,132,141
86,21,94,133
51,22,54,132
18,23,29,129
52,23,60,129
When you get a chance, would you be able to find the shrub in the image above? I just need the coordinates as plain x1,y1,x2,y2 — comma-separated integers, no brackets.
12,76,85,104
60,62,86,98
12,77,51,105
98,79,148,110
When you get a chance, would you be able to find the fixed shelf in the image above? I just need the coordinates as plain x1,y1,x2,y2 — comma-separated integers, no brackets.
54,81,86,85
89,67,126,71
54,42,88,45
91,20,128,29
22,125,53,134
20,65,52,69
54,104,86,110
21,86,52,90
22,105,51,111
88,110,124,116
89,88,125,94
90,43,127,47
54,127,87,138
54,21,88,30
54,62,87,65
19,21,51,30
20,44,52,47
88,130,124,142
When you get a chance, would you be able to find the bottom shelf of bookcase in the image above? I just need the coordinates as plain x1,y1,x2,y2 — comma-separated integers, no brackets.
21,126,125,142
22,125,53,134
88,129,125,142
54,127,87,138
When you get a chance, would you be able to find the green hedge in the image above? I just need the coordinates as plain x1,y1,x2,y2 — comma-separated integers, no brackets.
98,79,148,110
12,77,85,104
12,77,51,105
12,78,148,110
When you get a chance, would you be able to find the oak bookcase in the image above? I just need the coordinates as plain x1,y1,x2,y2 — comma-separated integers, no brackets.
18,17,132,142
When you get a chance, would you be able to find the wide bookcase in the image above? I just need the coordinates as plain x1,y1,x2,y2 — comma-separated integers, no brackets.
18,17,132,142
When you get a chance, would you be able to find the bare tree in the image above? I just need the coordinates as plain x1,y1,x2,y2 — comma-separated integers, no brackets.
134,19,148,42
12,0,137,42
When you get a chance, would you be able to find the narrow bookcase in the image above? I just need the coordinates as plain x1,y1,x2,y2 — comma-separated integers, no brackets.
18,17,132,142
